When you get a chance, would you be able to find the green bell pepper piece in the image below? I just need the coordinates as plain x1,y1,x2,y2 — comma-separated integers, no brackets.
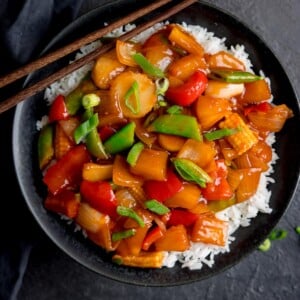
38,124,54,169
86,128,108,159
65,88,84,115
148,114,202,141
171,158,212,188
104,122,136,154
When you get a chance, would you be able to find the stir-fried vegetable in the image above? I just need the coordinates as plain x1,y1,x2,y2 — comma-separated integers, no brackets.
38,23,293,269
208,68,263,83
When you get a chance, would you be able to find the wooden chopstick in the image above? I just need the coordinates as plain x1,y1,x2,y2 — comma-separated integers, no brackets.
0,0,197,114
0,0,172,89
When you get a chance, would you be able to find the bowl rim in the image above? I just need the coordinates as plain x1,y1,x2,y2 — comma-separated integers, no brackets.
12,0,300,286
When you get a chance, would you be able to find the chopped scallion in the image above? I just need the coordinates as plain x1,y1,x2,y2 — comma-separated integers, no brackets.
155,77,169,96
82,93,100,109
74,113,99,144
112,229,136,242
268,229,288,241
171,158,212,188
132,53,165,78
208,68,263,83
126,142,144,166
204,127,240,141
116,206,145,227
145,199,170,215
124,80,140,114
167,105,183,115
258,238,271,252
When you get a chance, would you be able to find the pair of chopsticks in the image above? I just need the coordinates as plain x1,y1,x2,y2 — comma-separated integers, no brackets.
0,0,197,114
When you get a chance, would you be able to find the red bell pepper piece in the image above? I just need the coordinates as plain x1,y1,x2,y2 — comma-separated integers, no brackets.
142,226,164,251
80,180,118,219
201,159,233,201
43,145,91,195
165,70,208,106
143,169,183,202
44,190,80,218
244,102,272,116
167,209,198,227
99,125,116,141
49,94,69,122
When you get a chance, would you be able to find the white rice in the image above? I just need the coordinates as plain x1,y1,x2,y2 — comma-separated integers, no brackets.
40,22,276,270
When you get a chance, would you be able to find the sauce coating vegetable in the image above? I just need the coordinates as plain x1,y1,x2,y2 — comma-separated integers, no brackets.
38,23,293,269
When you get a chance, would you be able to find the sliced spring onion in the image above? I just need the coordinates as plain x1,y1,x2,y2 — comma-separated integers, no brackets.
258,238,271,252
112,257,123,265
132,53,165,78
295,226,300,235
171,158,212,188
112,229,136,242
124,80,140,114
204,127,240,141
82,93,100,109
144,199,170,215
116,206,145,227
268,229,288,241
155,77,169,96
158,100,168,107
126,142,144,166
208,68,263,83
167,105,183,115
74,113,99,144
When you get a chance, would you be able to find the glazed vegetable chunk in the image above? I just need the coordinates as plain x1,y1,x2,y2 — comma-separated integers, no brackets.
110,71,157,118
38,22,293,270
92,49,126,89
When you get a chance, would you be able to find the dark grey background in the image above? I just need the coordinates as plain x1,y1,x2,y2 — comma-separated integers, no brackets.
1,0,300,299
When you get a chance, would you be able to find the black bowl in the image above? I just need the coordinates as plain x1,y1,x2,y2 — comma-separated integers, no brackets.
12,0,300,286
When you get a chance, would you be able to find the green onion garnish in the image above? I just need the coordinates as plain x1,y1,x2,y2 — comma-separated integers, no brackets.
112,229,136,242
132,53,165,78
126,142,144,167
73,113,99,144
124,80,140,114
268,229,288,241
171,158,212,188
167,105,183,115
116,206,145,227
82,93,100,109
145,199,170,215
258,238,271,252
204,127,240,141
155,77,169,96
208,68,263,83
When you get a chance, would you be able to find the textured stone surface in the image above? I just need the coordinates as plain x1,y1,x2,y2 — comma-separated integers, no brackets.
2,0,300,299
